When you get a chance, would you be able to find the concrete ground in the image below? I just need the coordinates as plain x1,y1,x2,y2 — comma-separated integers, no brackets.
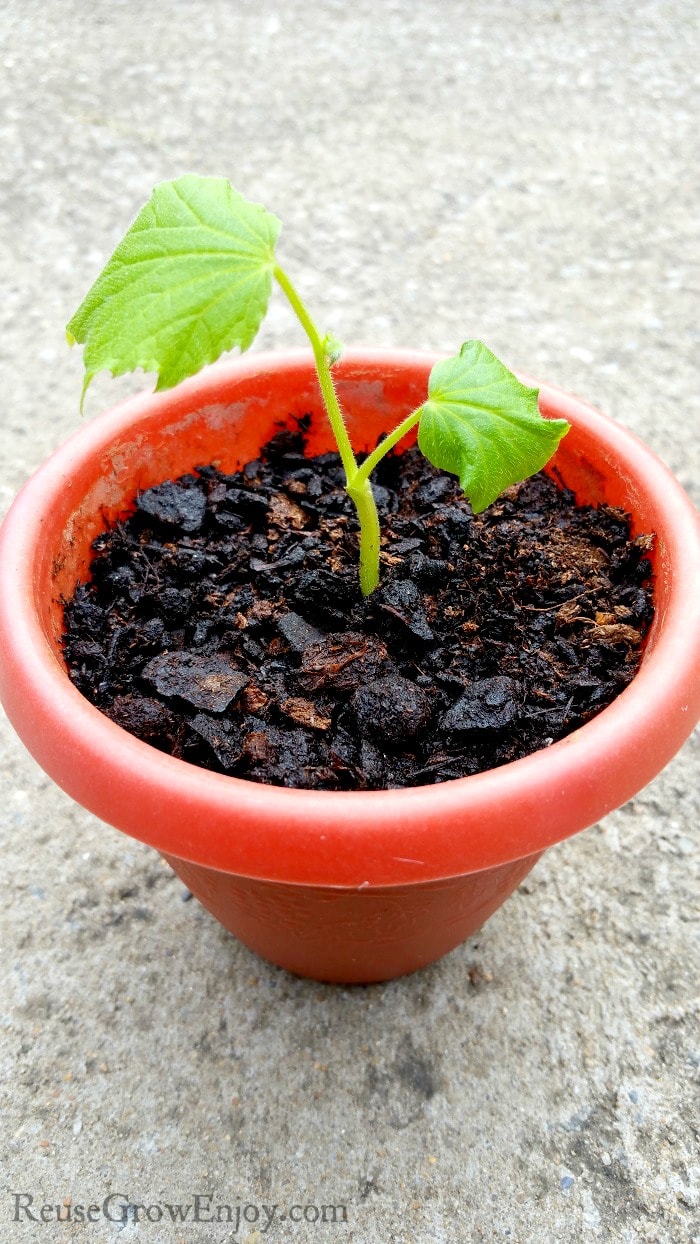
0,2,698,1241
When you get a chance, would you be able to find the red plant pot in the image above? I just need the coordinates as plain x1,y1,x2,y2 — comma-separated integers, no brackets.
1,351,699,983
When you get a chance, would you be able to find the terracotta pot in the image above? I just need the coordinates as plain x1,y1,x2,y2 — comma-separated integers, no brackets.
1,351,698,983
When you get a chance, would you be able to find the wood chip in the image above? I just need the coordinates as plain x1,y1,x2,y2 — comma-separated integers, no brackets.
242,731,274,763
580,623,642,646
242,684,269,713
247,599,275,624
269,492,309,529
299,632,390,693
556,600,582,625
281,698,332,731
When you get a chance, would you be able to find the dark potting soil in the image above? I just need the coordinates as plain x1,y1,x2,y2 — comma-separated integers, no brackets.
62,427,654,790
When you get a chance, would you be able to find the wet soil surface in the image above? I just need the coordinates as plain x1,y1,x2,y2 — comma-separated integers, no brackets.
62,428,654,789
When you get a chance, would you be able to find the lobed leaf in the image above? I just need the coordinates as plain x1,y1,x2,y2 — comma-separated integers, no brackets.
67,175,281,407
417,340,569,512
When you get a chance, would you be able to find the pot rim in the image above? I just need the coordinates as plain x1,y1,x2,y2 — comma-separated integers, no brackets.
1,348,699,887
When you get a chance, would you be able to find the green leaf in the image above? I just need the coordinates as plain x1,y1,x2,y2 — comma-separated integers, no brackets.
417,340,569,512
67,175,281,406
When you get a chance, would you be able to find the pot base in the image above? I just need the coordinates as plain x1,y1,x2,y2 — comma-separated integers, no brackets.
164,852,542,983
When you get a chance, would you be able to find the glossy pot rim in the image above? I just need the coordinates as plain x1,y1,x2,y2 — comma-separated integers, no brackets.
1,349,699,887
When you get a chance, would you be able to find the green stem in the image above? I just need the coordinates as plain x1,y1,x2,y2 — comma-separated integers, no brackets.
273,264,358,482
274,262,386,595
352,406,425,489
273,264,426,596
347,478,382,596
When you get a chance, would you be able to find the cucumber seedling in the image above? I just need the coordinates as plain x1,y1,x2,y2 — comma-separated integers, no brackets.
68,174,569,595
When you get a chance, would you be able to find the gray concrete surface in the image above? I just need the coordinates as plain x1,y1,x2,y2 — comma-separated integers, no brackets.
1,2,698,1241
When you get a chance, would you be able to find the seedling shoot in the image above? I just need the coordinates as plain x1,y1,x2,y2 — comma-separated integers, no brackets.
67,175,569,595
